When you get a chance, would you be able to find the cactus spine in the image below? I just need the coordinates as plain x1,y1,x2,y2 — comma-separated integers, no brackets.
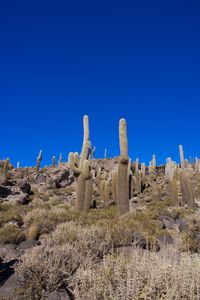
117,118,130,215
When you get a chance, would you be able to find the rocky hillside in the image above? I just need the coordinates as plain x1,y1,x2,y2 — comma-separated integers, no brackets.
0,157,200,299
1,115,200,299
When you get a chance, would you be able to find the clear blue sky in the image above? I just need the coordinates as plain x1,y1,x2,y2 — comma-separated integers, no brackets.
0,0,200,167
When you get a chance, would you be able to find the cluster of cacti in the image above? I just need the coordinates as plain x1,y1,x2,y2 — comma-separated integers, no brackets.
99,171,112,202
149,154,156,175
165,145,195,208
2,114,199,216
36,150,42,172
68,115,93,212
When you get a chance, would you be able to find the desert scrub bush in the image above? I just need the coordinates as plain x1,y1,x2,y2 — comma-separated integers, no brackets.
0,203,26,226
47,222,113,260
15,243,83,299
77,205,117,226
24,208,55,239
0,223,24,244
24,206,81,239
181,214,200,253
73,249,200,300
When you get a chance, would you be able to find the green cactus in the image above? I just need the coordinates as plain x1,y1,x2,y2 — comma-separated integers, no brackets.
68,115,92,212
91,146,96,159
180,169,195,208
25,166,29,178
104,149,107,159
117,118,130,215
52,156,56,167
105,179,112,202
3,158,10,179
36,150,42,172
166,164,179,206
80,115,91,161
179,145,185,169
58,153,62,165
69,152,92,211
141,163,146,177
99,171,107,202
111,168,117,202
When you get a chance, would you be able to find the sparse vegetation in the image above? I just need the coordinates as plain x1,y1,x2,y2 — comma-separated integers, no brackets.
0,117,200,299
0,223,24,244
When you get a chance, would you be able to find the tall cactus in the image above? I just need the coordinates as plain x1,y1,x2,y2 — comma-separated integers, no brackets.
111,168,117,202
135,158,139,173
91,146,96,159
3,158,10,179
166,162,179,206
99,171,107,202
117,118,130,215
80,115,91,161
179,145,185,169
58,153,62,165
69,152,92,211
180,169,195,208
141,163,146,177
104,149,107,159
52,156,56,167
68,115,92,212
36,150,42,172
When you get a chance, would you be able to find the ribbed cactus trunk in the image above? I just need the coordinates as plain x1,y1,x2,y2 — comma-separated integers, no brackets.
105,180,112,202
36,150,42,172
117,118,130,215
3,158,10,179
58,153,62,165
179,145,185,169
180,170,195,208
52,156,56,167
68,115,92,212
91,146,96,159
111,168,117,202
80,115,90,161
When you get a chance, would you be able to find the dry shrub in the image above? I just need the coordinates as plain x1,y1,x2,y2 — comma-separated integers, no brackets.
48,222,113,259
0,203,25,226
15,243,84,299
0,223,24,244
74,249,200,300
